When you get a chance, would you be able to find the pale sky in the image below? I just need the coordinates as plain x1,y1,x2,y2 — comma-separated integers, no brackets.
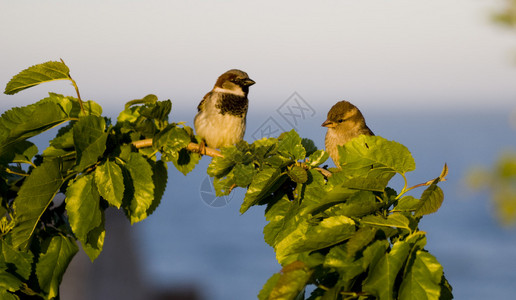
1,0,515,115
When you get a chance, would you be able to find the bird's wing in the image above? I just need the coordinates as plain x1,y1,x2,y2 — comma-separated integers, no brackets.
197,92,212,112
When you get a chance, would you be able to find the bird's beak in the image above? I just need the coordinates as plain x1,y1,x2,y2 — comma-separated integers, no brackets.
243,78,256,86
321,120,336,128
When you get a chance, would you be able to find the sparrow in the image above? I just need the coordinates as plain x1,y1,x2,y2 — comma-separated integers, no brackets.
194,69,255,150
322,100,374,166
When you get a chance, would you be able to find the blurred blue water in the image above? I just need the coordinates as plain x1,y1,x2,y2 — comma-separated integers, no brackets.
135,110,516,300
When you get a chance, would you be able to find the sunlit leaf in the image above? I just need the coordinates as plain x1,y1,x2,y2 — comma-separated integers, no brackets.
415,184,444,217
393,196,421,212
363,233,426,300
240,167,285,214
258,273,281,300
275,216,356,264
0,141,37,165
287,165,308,184
0,240,33,280
124,94,158,110
277,130,306,161
339,135,415,174
36,235,78,299
65,174,102,248
307,150,329,167
147,160,168,216
399,250,443,300
73,115,108,171
361,213,411,231
4,61,71,95
11,160,64,249
259,261,311,300
121,153,155,224
95,160,124,208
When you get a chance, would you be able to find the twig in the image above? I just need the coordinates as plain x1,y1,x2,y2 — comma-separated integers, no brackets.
186,142,223,157
314,167,333,177
132,138,153,148
60,58,84,113
131,139,223,158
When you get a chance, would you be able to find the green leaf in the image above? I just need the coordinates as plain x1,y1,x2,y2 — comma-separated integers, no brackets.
277,130,306,161
65,174,103,260
11,160,64,249
82,212,105,262
263,195,297,247
36,235,78,299
4,61,71,95
0,289,19,300
0,141,38,165
322,190,381,218
394,196,421,212
361,239,391,273
95,160,125,208
125,94,158,110
324,244,366,283
415,184,444,217
344,226,378,258
260,261,312,300
0,99,69,154
307,150,329,167
339,135,416,174
275,215,356,264
399,251,444,300
171,148,201,175
240,167,285,214
287,165,308,184
361,213,411,231
0,240,33,280
363,233,426,300
301,138,317,157
0,269,22,293
121,153,155,224
233,163,256,187
154,125,191,160
73,115,108,171
147,160,168,216
258,273,281,300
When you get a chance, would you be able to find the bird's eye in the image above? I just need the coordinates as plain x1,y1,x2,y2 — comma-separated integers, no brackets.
337,119,344,123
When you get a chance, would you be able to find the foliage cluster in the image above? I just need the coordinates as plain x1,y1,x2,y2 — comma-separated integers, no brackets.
208,130,451,300
1,61,452,299
0,61,199,299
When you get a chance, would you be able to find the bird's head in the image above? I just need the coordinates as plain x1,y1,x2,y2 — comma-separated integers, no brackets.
214,69,255,96
321,100,365,130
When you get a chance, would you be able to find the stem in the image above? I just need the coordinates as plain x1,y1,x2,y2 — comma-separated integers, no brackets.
12,160,37,168
60,58,84,113
131,139,224,158
5,168,29,177
396,173,409,199
186,142,223,158
70,77,84,113
314,167,332,177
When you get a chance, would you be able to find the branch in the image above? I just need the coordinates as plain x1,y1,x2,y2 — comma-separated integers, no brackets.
131,139,223,158
314,167,333,177
186,142,223,158
132,139,330,176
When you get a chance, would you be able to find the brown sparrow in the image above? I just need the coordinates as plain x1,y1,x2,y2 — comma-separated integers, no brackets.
322,100,374,166
194,69,255,149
